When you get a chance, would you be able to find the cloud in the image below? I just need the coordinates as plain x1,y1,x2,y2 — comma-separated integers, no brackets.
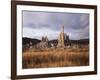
23,27,59,40
22,11,89,40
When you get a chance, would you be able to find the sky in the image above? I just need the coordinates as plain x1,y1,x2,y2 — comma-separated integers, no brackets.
22,10,89,40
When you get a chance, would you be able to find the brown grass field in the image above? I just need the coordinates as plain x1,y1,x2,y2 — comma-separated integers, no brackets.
22,47,89,68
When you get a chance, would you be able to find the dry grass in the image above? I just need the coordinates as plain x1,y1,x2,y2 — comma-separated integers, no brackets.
22,47,89,68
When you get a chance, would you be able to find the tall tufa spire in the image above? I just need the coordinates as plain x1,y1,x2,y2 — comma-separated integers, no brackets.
61,25,64,33
57,25,65,47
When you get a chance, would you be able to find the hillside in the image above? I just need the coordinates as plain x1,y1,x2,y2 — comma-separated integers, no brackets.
22,37,89,46
22,37,41,45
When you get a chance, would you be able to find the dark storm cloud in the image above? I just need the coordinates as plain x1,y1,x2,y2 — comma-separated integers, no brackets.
23,11,89,40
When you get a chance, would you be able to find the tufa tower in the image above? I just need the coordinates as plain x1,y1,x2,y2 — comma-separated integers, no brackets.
57,25,69,47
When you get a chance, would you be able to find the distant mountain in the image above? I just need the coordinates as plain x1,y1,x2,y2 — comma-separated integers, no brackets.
48,39,58,47
49,39,58,44
49,39,89,44
22,37,41,45
22,37,89,46
70,39,89,44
